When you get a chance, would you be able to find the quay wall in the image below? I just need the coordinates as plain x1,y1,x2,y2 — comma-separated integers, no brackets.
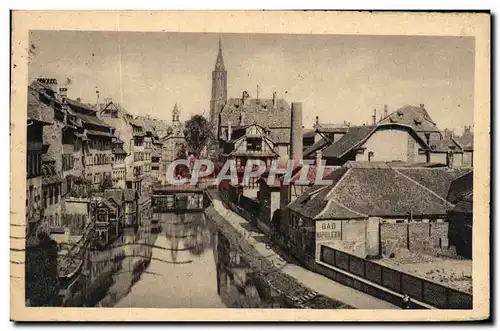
203,190,353,309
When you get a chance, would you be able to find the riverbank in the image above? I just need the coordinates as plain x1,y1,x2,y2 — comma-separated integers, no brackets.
205,190,399,309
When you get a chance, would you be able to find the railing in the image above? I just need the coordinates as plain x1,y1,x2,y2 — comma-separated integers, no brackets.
319,245,472,309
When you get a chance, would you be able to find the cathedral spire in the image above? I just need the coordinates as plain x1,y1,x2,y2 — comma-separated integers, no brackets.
215,37,225,71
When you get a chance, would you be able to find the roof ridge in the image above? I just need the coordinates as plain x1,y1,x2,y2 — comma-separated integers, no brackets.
394,169,454,206
316,197,368,219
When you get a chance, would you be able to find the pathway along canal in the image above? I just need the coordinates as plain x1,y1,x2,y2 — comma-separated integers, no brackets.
92,211,294,308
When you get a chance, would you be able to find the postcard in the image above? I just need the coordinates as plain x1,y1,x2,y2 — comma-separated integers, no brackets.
10,10,490,322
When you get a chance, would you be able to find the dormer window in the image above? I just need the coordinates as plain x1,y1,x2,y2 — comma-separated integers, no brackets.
397,111,404,117
414,119,422,125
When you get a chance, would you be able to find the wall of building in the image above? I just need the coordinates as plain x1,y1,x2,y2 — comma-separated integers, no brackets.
357,127,426,163
380,221,449,256
462,151,473,166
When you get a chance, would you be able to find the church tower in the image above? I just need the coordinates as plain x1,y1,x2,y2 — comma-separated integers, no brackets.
209,38,227,135
172,103,180,123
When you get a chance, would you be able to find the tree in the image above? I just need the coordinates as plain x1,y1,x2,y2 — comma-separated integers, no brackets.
183,115,213,157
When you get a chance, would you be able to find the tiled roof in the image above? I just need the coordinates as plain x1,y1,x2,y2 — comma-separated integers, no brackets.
288,163,454,219
66,98,97,113
103,189,124,205
322,123,430,159
447,170,473,204
67,104,114,129
98,101,132,116
378,105,441,133
124,188,138,202
449,192,473,214
458,132,474,151
27,87,54,124
288,165,339,186
219,97,292,142
303,137,330,157
315,123,350,134
429,137,463,153
112,147,127,154
303,129,316,139
322,125,376,158
397,167,471,200
288,167,350,218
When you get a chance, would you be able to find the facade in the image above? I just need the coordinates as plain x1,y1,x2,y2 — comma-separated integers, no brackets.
457,126,474,167
209,38,228,134
123,188,139,227
27,84,54,239
98,101,146,193
286,162,463,264
221,123,280,172
67,99,115,192
111,137,127,189
321,123,432,166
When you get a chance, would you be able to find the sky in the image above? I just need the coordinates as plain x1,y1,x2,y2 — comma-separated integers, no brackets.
28,31,475,134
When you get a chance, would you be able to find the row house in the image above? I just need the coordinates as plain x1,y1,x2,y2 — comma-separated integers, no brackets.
98,100,145,194
217,91,293,162
111,137,127,189
151,130,163,184
26,84,54,239
320,123,432,166
41,155,64,233
66,98,115,192
141,120,154,193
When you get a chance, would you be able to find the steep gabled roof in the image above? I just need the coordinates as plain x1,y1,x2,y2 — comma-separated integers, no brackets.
322,125,376,158
303,137,330,157
378,105,441,133
219,97,292,143
429,137,464,153
27,87,54,124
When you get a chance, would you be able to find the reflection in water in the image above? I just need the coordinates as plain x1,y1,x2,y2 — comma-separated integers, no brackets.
90,211,290,308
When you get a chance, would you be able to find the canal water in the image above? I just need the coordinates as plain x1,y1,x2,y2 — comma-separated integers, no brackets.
92,212,288,308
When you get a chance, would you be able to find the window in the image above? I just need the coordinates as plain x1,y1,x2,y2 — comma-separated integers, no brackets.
247,138,262,152
368,151,374,161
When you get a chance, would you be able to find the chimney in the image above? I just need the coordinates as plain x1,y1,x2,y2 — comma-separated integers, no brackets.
242,91,249,105
420,103,425,110
59,87,68,101
372,109,377,125
76,97,81,103
272,92,277,108
95,89,100,110
239,112,244,126
384,104,388,118
290,102,303,162
37,78,58,94
316,149,322,166
227,120,232,140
